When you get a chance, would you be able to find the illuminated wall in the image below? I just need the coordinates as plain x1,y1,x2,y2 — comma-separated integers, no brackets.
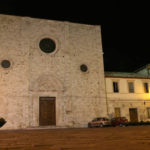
105,77,150,121
0,14,107,129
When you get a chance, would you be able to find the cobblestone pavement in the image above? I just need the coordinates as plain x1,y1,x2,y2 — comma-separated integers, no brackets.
0,126,150,150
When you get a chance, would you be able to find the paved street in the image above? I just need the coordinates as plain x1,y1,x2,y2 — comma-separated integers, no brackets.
0,126,150,150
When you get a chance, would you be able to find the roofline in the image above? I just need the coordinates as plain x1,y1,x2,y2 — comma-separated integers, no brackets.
134,64,150,73
105,76,150,79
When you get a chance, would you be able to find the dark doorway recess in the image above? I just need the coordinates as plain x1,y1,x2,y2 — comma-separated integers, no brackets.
129,108,138,122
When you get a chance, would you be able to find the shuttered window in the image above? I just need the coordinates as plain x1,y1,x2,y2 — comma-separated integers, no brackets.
113,82,119,93
128,82,134,93
144,83,149,93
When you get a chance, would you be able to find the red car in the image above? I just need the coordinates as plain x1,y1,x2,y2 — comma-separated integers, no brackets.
111,117,128,127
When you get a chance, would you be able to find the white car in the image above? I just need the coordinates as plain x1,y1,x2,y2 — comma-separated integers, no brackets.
88,117,111,128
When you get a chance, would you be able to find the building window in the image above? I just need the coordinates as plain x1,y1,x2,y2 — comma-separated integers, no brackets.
128,82,134,93
39,38,56,53
114,107,121,117
144,83,149,93
113,82,119,93
147,108,150,118
1,60,11,68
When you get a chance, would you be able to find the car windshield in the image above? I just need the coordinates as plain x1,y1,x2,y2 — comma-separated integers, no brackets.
121,117,126,120
92,118,97,121
112,117,127,121
100,118,109,121
92,117,109,121
111,117,119,120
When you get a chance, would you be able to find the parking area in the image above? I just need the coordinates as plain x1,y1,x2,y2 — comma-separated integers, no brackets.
0,126,150,150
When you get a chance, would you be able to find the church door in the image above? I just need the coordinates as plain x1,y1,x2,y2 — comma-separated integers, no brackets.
39,97,56,126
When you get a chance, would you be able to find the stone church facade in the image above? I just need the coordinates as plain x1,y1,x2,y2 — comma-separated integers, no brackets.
0,14,107,129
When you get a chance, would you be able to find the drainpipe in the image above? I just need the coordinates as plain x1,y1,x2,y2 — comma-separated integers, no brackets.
104,76,109,117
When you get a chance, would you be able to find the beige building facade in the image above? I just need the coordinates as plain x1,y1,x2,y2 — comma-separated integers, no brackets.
105,65,150,122
0,14,107,129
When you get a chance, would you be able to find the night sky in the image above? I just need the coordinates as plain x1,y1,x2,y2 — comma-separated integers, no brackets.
0,1,149,72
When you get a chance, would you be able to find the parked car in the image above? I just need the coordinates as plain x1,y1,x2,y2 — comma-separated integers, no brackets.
88,117,111,128
111,117,128,127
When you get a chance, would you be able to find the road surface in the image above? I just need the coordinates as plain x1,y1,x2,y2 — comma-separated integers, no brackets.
0,126,150,150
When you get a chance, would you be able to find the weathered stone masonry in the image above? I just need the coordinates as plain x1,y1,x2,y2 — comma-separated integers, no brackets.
0,14,107,129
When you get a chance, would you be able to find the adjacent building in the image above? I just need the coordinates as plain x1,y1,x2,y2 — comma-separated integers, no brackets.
0,14,107,129
105,64,150,122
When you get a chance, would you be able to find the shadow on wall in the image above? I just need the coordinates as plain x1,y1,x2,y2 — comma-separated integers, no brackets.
0,118,6,128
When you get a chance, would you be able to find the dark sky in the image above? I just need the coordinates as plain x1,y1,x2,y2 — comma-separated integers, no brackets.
0,0,149,72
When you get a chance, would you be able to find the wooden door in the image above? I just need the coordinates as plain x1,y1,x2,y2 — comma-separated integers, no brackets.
39,97,56,126
129,108,138,122
114,107,121,117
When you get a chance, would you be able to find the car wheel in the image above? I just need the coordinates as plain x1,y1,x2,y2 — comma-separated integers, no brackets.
120,124,125,127
88,124,92,128
100,124,103,127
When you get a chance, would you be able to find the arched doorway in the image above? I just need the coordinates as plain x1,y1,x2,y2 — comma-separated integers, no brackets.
30,74,64,127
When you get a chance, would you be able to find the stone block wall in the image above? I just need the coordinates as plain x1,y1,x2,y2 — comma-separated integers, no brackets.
0,14,107,129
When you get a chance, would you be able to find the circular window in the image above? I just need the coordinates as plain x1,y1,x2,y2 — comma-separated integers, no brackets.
80,64,88,72
1,60,11,68
39,38,56,53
